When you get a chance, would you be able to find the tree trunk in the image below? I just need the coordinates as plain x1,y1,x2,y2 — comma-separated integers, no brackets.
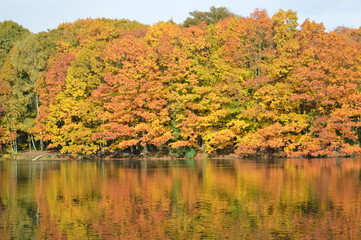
35,94,44,151
40,139,44,151
197,135,203,148
31,135,37,150
142,143,148,154
12,139,18,153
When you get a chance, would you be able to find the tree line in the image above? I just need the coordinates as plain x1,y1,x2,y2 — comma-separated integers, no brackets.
0,7,361,158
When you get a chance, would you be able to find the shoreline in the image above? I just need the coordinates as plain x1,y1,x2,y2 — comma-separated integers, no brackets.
5,150,237,161
1,150,359,161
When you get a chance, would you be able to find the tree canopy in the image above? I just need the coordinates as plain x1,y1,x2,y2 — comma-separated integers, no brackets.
1,9,361,158
0,20,29,67
183,6,236,27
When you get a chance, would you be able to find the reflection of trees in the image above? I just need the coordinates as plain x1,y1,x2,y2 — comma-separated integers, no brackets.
0,161,39,240
0,159,361,239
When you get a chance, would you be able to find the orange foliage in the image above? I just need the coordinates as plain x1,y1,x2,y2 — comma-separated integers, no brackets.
3,10,359,157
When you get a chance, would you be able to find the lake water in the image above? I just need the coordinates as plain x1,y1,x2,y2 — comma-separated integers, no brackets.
0,158,360,239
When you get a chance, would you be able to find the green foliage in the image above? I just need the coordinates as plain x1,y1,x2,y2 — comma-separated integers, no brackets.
183,6,235,27
170,146,197,158
11,30,67,81
1,11,361,158
0,21,30,67
0,28,72,153
39,18,148,155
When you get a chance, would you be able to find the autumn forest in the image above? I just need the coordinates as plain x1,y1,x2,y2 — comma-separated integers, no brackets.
1,7,361,158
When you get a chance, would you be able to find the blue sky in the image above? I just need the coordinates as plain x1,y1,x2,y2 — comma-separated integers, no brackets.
1,0,360,33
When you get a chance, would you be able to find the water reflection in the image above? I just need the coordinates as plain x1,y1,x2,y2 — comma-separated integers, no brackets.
0,158,361,239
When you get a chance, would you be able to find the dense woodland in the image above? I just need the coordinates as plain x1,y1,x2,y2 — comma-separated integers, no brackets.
0,7,361,158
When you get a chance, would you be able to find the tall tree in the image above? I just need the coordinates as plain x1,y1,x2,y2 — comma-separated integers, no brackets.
0,21,29,67
235,9,304,157
93,33,171,153
34,51,76,146
183,6,235,27
0,52,18,152
289,20,361,157
4,30,68,151
40,19,147,155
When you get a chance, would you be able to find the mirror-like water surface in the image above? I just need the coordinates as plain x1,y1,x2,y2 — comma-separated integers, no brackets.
0,158,361,239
